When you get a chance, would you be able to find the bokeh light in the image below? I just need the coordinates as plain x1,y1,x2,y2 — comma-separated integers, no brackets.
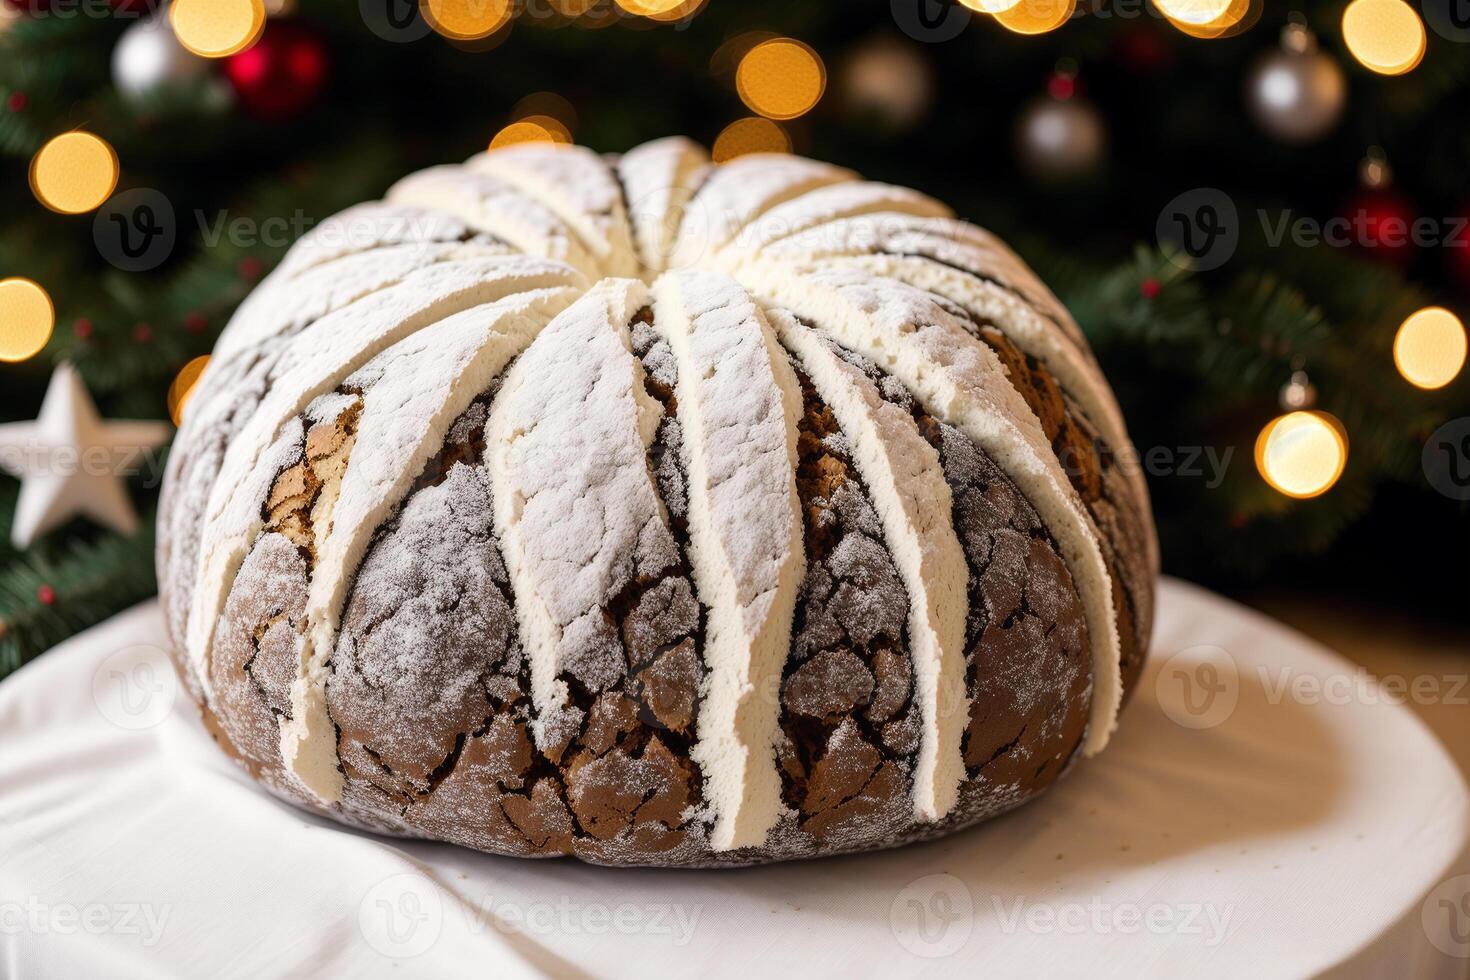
958,0,1023,12
991,0,1077,36
1255,411,1348,498
1342,0,1426,76
711,117,790,162
1160,0,1256,39
29,132,119,215
1152,0,1234,26
422,0,513,40
736,38,826,120
489,120,564,150
512,91,578,135
168,355,212,426
1394,307,1467,390
169,0,265,58
615,0,703,19
0,278,55,363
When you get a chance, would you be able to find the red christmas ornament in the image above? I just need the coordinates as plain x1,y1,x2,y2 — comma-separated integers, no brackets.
1449,203,1470,291
1340,187,1417,267
36,585,56,606
1140,277,1161,300
221,21,329,121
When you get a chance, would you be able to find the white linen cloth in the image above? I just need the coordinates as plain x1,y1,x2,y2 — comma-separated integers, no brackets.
1,578,1467,980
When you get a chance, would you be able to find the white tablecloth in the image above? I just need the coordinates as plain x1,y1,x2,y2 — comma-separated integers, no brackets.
1,579,1467,979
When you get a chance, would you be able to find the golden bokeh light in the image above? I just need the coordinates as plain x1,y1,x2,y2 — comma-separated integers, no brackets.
169,0,265,58
615,0,702,19
489,120,564,150
1152,0,1234,25
1394,307,1467,390
735,38,826,121
422,0,513,40
29,132,119,216
517,114,573,143
711,117,790,163
512,91,578,134
0,278,55,363
991,0,1077,36
1255,411,1348,499
1342,0,1426,76
1160,0,1255,38
168,355,212,426
958,0,1023,12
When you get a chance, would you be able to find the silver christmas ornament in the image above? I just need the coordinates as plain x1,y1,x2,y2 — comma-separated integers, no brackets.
112,14,211,102
839,35,935,131
1015,93,1106,183
1279,369,1317,411
1246,23,1346,145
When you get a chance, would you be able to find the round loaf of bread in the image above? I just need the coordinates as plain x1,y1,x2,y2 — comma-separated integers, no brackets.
158,138,1157,867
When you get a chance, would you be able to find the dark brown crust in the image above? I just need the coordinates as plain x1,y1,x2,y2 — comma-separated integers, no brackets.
166,296,1151,868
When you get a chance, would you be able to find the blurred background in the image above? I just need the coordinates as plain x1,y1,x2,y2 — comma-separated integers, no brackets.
0,0,1466,713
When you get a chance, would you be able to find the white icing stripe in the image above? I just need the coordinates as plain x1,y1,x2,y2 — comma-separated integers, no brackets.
722,183,951,262
649,270,804,850
738,261,1123,756
215,239,511,362
184,258,583,706
668,154,855,272
467,145,640,279
387,166,601,280
486,279,673,756
273,202,474,280
773,312,968,821
277,287,579,802
616,137,712,274
823,254,1160,574
760,213,1088,349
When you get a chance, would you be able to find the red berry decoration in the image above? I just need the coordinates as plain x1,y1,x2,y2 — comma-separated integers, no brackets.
36,585,56,606
1340,187,1417,268
222,20,329,121
1140,277,1161,300
73,318,93,339
238,257,265,280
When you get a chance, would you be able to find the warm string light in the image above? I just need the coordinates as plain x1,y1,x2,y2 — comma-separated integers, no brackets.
991,0,1076,35
1394,307,1467,390
735,38,826,120
958,0,1023,12
1256,411,1348,498
169,0,265,58
0,278,55,363
422,0,513,41
1341,0,1426,76
489,120,565,149
1159,0,1255,39
168,355,212,426
615,0,703,20
29,132,119,215
711,117,790,162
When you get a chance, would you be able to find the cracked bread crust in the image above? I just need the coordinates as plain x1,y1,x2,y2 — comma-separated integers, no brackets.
160,139,1156,867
